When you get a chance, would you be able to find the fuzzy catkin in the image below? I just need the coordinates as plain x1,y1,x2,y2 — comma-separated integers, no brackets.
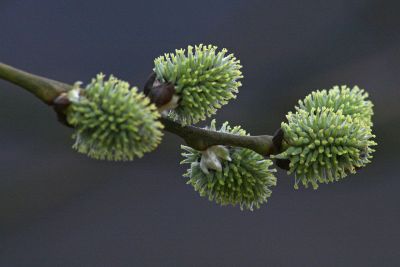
181,120,277,210
275,107,376,189
154,44,243,125
67,74,164,161
296,85,374,127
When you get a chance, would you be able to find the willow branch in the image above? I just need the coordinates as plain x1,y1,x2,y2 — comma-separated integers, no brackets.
161,118,274,155
0,62,71,104
0,62,276,155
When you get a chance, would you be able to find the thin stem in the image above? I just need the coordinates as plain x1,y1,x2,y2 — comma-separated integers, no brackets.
0,61,276,155
161,118,274,155
0,62,71,104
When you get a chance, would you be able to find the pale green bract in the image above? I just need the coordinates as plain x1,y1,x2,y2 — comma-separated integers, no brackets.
154,44,243,125
181,120,277,210
275,107,376,189
296,85,374,127
66,74,164,161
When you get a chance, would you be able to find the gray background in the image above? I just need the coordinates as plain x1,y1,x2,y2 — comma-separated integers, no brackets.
1,0,399,266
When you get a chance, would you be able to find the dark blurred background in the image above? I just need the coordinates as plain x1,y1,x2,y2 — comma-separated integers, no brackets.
1,0,399,266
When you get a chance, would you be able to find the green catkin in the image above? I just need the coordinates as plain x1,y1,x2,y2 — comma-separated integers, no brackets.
275,107,376,189
154,44,243,125
296,85,374,127
181,120,277,210
67,74,164,161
